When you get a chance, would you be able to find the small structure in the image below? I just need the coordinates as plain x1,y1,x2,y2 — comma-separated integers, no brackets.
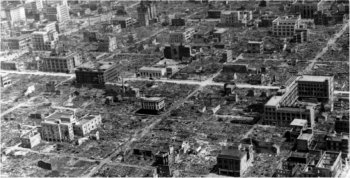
297,133,313,151
247,41,264,54
140,97,165,114
217,143,253,177
20,128,41,148
289,118,308,142
138,67,166,79
38,160,56,170
0,73,12,87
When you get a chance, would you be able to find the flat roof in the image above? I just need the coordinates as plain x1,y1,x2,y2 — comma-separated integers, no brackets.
141,97,164,102
139,66,166,71
45,111,73,121
113,16,132,20
265,96,282,106
77,61,115,70
290,118,307,126
297,75,332,82
298,133,313,141
78,115,99,125
213,28,227,34
218,149,245,159
248,41,263,44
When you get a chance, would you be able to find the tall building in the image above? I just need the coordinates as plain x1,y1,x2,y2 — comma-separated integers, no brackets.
32,30,58,51
41,49,81,73
45,3,70,23
75,61,120,86
272,15,302,37
262,75,334,127
137,1,157,26
4,5,26,24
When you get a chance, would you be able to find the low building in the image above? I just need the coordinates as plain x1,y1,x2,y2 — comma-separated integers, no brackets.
325,133,348,156
138,67,166,79
217,143,253,177
207,10,221,19
1,34,31,50
296,133,313,151
111,16,135,28
247,41,264,54
290,0,318,19
1,61,17,70
20,128,41,148
73,114,102,136
0,74,12,87
334,116,349,133
83,31,98,42
311,151,342,177
163,44,193,60
223,63,248,73
140,97,165,113
294,28,309,43
105,82,140,98
169,28,195,44
220,10,253,27
289,118,308,142
41,49,81,73
75,61,119,86
171,18,185,26
212,28,228,43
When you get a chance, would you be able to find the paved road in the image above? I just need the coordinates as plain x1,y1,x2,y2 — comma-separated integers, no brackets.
302,22,349,74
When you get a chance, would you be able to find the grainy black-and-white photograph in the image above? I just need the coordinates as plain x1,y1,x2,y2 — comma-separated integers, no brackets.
0,0,349,177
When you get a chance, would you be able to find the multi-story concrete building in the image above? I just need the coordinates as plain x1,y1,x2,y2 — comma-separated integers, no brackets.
97,36,117,52
263,75,334,127
171,18,185,26
220,10,252,27
137,1,157,26
41,50,81,73
294,28,309,43
75,61,120,86
207,10,221,19
247,41,264,54
272,15,302,37
140,97,165,112
73,114,102,136
290,0,318,19
32,30,58,51
296,133,313,151
163,44,193,60
4,5,26,24
169,28,195,44
138,66,166,79
40,112,75,142
334,116,349,134
1,34,31,50
217,144,253,177
37,21,57,32
326,133,349,156
45,3,70,23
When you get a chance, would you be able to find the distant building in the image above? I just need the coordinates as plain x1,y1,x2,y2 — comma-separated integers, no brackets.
40,112,75,142
272,15,302,37
32,30,58,51
0,74,12,87
169,28,195,44
1,61,17,70
212,28,228,43
137,1,157,26
138,66,166,79
105,82,140,98
247,41,264,53
20,128,41,148
1,34,31,50
171,18,185,26
207,10,221,19
83,31,98,42
217,143,253,177
263,75,334,127
41,50,81,73
163,44,193,60
75,61,119,86
140,97,165,113
326,133,349,156
111,16,135,28
223,63,248,73
45,3,70,23
73,114,102,136
290,0,318,19
220,10,252,26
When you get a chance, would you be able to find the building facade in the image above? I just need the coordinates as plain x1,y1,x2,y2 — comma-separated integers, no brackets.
138,67,166,79
4,5,26,24
290,0,318,19
41,120,74,142
112,16,135,28
272,15,301,37
137,1,157,26
141,97,165,112
1,34,31,50
247,41,264,53
45,3,70,23
41,51,81,73
169,28,195,44
73,114,102,136
20,128,41,148
32,30,58,51
75,61,120,86
220,10,252,26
